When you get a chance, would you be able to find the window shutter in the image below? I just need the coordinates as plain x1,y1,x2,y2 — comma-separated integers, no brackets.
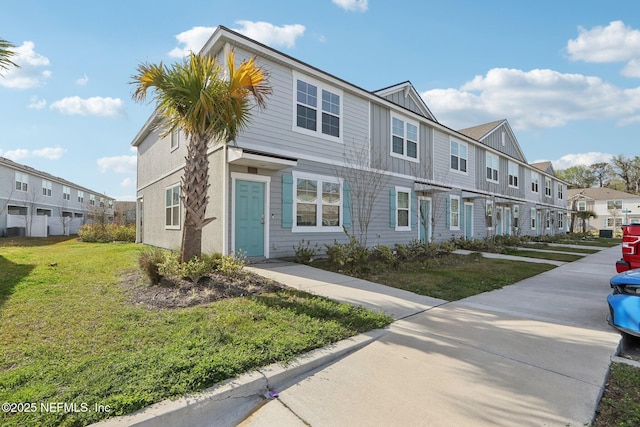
389,188,396,228
282,174,293,228
343,182,351,229
445,196,450,229
410,192,417,228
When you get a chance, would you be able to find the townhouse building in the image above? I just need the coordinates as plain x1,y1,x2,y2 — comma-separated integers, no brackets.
0,156,115,237
132,26,569,258
568,187,640,235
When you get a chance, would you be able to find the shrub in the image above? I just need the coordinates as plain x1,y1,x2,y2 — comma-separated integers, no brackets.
293,239,318,265
373,245,396,265
216,251,246,276
325,236,370,275
138,247,165,285
78,224,136,243
179,257,213,283
110,225,136,242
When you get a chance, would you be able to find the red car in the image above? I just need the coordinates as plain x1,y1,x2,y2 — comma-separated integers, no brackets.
616,224,640,273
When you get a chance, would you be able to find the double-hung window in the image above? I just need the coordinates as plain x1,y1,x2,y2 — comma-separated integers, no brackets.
89,194,96,206
390,115,418,161
15,172,28,192
557,184,564,200
62,186,71,201
577,200,586,211
531,172,539,193
77,191,84,203
545,178,552,197
395,187,411,231
450,140,467,173
450,196,460,230
42,180,52,197
165,184,181,229
607,200,623,210
508,162,519,188
294,74,342,140
486,153,499,182
294,172,342,231
531,208,537,229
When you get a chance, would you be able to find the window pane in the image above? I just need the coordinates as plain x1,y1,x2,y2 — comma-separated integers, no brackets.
398,210,409,227
460,158,467,172
297,203,317,226
460,144,467,158
166,188,172,206
392,136,404,154
451,155,459,170
322,182,340,204
173,187,180,205
397,192,409,209
407,123,417,141
297,105,317,131
392,118,404,136
297,179,317,202
173,206,179,226
166,208,172,226
321,113,340,137
297,81,317,106
322,205,340,226
451,142,458,156
407,141,417,158
322,90,340,115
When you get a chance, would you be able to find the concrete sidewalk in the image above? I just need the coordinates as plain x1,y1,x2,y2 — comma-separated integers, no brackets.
240,246,622,426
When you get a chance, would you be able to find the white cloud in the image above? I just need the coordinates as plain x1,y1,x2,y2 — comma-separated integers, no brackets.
120,177,134,187
567,21,640,78
97,155,136,174
32,146,66,160
50,96,125,118
168,26,216,58
231,21,305,48
421,67,640,131
76,74,89,86
0,146,65,161
541,152,615,170
27,96,46,110
0,41,51,89
332,0,368,12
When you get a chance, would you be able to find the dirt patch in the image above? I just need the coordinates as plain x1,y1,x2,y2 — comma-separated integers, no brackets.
120,269,285,309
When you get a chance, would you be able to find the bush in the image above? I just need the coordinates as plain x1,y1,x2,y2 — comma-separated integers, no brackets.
216,251,246,276
325,236,370,275
138,247,165,285
179,257,213,283
78,224,136,243
293,240,318,265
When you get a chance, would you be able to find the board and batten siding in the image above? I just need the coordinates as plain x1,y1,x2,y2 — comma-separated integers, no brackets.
478,128,526,162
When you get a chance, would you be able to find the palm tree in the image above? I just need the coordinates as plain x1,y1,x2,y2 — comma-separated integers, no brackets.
0,38,19,75
574,210,597,233
131,50,271,262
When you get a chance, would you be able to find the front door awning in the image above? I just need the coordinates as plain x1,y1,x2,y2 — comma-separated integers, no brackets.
228,147,297,170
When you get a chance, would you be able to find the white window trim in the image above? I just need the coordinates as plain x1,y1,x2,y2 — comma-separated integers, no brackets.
42,180,52,197
390,113,419,163
292,171,343,233
557,183,564,200
486,153,499,183
62,186,71,201
15,172,28,192
544,177,552,198
508,161,519,189
170,130,179,152
77,190,84,203
292,71,343,143
395,186,412,231
449,139,468,175
449,195,461,231
165,183,181,230
531,172,539,194
531,208,537,230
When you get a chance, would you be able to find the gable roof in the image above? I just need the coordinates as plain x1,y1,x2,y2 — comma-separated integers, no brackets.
0,156,114,200
458,119,528,163
567,187,640,201
373,81,437,121
531,161,555,176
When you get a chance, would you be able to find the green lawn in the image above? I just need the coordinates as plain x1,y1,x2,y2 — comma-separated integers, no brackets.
593,362,640,427
503,248,584,262
0,238,391,427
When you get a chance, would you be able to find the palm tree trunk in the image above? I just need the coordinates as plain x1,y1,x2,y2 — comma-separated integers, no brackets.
180,134,210,262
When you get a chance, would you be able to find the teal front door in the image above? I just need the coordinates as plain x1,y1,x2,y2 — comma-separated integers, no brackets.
235,180,265,257
464,203,473,239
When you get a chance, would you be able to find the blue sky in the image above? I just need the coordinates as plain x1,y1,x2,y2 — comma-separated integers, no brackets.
2,0,639,201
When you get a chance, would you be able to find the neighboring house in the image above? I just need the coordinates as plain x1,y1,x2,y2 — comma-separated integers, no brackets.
0,156,115,237
567,187,640,234
132,26,570,258
114,201,136,226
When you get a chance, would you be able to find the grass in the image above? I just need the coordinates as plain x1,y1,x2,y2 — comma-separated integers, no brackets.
314,252,555,302
593,362,640,426
502,248,584,262
0,237,391,427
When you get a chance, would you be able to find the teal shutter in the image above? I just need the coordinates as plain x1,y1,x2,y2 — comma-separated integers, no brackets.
389,188,396,228
410,192,417,228
282,174,293,228
445,196,450,229
343,182,352,229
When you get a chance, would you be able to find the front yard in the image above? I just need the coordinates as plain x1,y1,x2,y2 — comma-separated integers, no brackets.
0,237,391,427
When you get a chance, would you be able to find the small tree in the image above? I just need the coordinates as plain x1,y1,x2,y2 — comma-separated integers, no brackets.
574,210,597,233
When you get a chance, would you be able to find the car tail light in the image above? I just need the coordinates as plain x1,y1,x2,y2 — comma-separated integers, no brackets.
622,235,640,255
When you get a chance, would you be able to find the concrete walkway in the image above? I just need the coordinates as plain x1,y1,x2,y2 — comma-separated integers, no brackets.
240,246,622,426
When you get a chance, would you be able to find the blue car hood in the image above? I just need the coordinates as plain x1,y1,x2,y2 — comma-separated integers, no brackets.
611,269,640,286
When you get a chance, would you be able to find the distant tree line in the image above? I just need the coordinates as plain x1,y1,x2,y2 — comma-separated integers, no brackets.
556,154,640,194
